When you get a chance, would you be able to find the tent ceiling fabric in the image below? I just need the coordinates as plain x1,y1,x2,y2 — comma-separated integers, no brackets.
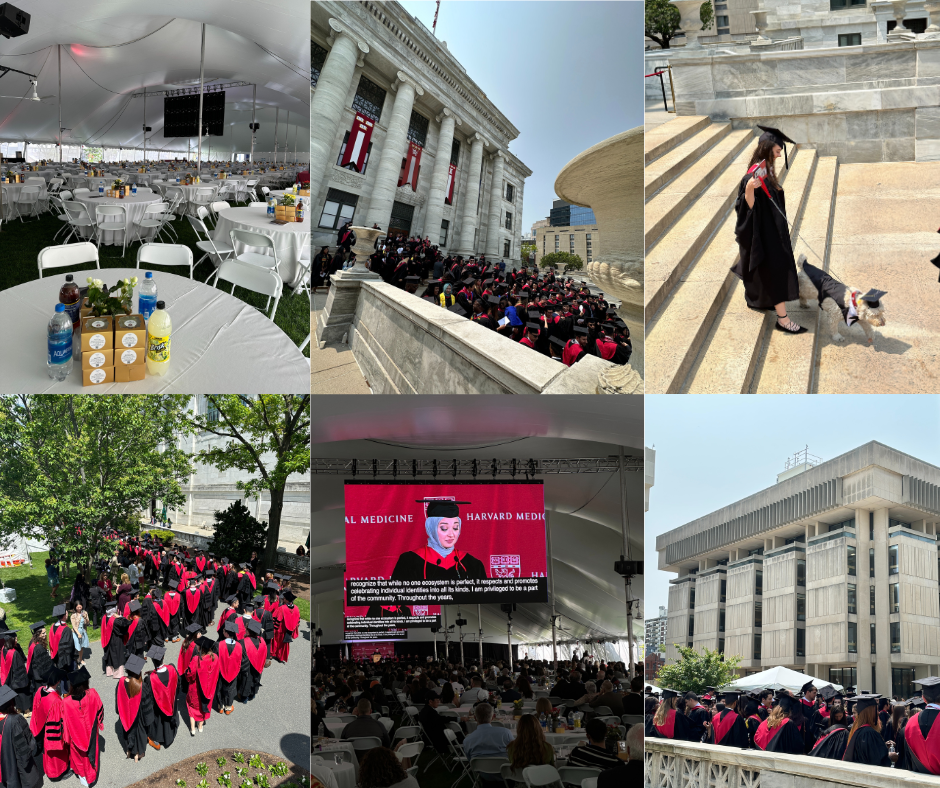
0,1,309,152
310,397,644,648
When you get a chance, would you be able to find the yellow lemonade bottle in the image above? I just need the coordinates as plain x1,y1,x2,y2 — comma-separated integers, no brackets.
146,299,172,375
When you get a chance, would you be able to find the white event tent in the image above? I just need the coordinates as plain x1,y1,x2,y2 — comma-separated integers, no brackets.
724,666,844,694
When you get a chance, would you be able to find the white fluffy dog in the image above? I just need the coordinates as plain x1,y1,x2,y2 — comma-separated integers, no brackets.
796,254,886,343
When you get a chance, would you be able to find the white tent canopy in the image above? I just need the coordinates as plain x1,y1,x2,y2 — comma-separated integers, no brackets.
310,399,645,652
0,1,309,156
724,666,843,694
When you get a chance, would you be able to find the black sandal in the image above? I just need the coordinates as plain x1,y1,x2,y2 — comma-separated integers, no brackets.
774,317,807,334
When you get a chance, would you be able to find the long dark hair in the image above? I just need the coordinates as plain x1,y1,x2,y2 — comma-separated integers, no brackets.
359,747,408,788
747,137,782,192
509,714,551,771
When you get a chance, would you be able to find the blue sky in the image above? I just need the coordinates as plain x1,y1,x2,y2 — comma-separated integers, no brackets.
645,395,940,619
397,0,643,234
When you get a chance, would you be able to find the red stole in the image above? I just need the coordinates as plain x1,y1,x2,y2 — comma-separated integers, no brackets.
217,608,236,634
905,711,940,773
48,622,67,658
244,638,267,673
123,617,139,645
263,596,280,615
218,641,243,683
277,605,300,634
100,614,114,647
195,557,206,572
178,642,196,676
151,552,161,570
713,709,739,744
247,573,257,590
164,591,181,616
754,718,789,750
195,654,221,700
520,337,535,349
0,648,14,685
26,642,34,677
562,339,583,367
116,679,142,731
148,668,178,717
185,588,201,613
653,709,676,739
152,597,169,627
595,338,618,360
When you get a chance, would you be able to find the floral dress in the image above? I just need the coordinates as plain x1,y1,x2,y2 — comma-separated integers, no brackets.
71,611,90,652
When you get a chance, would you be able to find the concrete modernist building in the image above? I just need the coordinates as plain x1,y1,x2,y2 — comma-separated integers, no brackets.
656,442,940,699
310,1,531,262
646,605,670,654
534,224,600,266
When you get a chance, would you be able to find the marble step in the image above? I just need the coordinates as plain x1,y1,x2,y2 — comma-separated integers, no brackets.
645,122,732,201
646,148,815,395
682,150,819,395
645,128,753,251
644,115,711,165
645,141,754,323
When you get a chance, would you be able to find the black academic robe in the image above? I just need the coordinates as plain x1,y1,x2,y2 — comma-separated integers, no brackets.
254,609,275,648
686,705,709,743
0,713,42,788
143,598,164,648
102,616,128,671
762,718,807,755
842,724,892,767
164,592,182,639
710,709,750,748
48,622,74,670
899,709,940,773
389,550,488,582
236,574,254,605
239,637,267,701
26,644,52,697
183,588,203,628
810,725,848,760
648,709,694,741
124,616,150,658
745,715,762,749
731,174,800,309
2,647,30,712
144,667,179,748
115,679,152,757
215,640,249,708
932,250,940,283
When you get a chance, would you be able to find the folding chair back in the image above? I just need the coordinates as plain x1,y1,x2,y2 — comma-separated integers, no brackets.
594,707,613,717
346,735,382,754
393,725,420,743
137,243,194,278
37,242,100,278
522,764,564,787
502,763,527,786
471,757,512,784
394,741,424,762
557,766,602,786
581,780,598,788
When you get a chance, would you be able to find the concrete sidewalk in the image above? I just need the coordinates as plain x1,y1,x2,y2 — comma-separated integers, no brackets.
309,290,371,394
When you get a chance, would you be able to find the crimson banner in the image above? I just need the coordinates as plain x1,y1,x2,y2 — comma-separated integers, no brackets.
397,141,423,191
344,481,548,605
445,163,457,205
340,113,374,172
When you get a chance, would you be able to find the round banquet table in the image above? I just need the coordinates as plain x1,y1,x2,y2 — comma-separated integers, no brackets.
212,204,309,286
311,758,355,788
0,267,309,394
0,182,49,218
74,193,161,246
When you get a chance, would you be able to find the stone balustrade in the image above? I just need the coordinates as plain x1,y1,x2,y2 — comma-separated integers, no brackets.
645,738,940,787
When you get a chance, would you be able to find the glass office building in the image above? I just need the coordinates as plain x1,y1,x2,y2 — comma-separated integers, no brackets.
549,200,596,227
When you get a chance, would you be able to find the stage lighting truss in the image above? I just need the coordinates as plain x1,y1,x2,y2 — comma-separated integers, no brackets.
312,457,644,477
131,81,251,99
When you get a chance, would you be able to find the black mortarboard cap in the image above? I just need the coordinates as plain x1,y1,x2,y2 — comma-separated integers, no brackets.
197,636,214,651
723,691,742,704
527,310,541,318
418,499,470,518
0,686,17,708
484,278,494,285
447,303,467,317
225,594,238,604
800,680,816,695
247,619,262,635
224,620,238,635
185,623,202,636
914,677,940,688
147,645,166,660
775,691,796,712
910,697,927,708
124,654,146,674
168,579,179,589
756,125,795,169
574,326,589,335
861,288,886,306
520,291,529,297
265,582,280,593
850,693,881,712
105,601,117,610
405,276,420,282
526,322,540,331
29,621,46,632
282,590,296,602
661,688,679,699
549,336,565,348
44,665,67,685
819,685,837,700
206,569,215,576
265,568,276,575
52,604,67,617
128,600,142,614
69,666,91,686
486,295,500,305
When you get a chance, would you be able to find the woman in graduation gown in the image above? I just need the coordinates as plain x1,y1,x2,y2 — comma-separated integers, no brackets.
116,655,151,761
1,632,32,713
177,624,202,694
742,695,763,749
143,646,179,751
236,565,256,605
706,691,750,748
122,601,149,659
810,715,850,760
842,695,893,768
730,127,805,335
388,500,488,583
101,602,128,679
239,620,267,703
215,621,248,714
251,597,275,655
216,597,242,640
184,637,220,735
62,666,104,787
29,666,69,779
163,580,183,642
753,693,804,754
0,684,42,788
26,623,52,698
648,689,694,742
48,604,75,674
270,591,300,664
183,580,203,630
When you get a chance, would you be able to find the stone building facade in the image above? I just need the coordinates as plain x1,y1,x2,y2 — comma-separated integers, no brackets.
534,223,600,267
311,1,531,262
657,442,940,699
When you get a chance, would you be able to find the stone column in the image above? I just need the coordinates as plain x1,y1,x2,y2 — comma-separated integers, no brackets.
422,108,461,247
310,19,369,203
872,507,892,696
454,132,489,256
363,70,424,230
484,150,506,260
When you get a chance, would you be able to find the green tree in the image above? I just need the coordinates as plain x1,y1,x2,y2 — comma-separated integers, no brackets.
189,396,310,579
700,1,714,31
207,500,267,565
521,242,537,266
645,0,682,49
657,644,741,693
0,395,193,574
539,251,583,272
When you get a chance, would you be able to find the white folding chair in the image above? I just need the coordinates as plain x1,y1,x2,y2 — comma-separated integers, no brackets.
229,228,280,274
395,740,424,780
37,242,100,279
49,193,72,241
581,779,597,788
62,201,98,244
208,200,230,229
522,765,564,788
186,213,234,273
594,707,613,717
133,186,153,195
95,204,128,255
621,714,643,727
444,729,474,786
402,705,420,727
133,202,171,244
137,243,194,279
597,715,621,726
189,186,215,217
13,185,41,221
217,181,239,203
346,735,382,760
502,763,527,787
556,766,602,787
239,178,259,203
47,177,64,195
378,717,394,733
471,757,512,787
392,725,421,746
211,259,283,320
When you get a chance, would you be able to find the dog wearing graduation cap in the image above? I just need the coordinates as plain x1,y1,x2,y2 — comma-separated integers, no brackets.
796,254,887,343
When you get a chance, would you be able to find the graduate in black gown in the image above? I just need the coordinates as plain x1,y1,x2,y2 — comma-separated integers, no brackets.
123,600,150,659
798,680,825,753
706,691,750,748
115,654,152,761
648,689,694,741
48,604,75,676
754,692,804,754
25,623,52,698
235,565,255,606
142,590,165,648
239,620,267,703
143,645,179,751
252,594,276,654
730,126,804,334
0,684,42,788
388,500,488,583
842,694,893,767
0,631,31,713
899,677,940,774
215,621,248,714
683,692,710,743
742,694,763,749
164,580,183,642
811,711,851,760
756,689,774,721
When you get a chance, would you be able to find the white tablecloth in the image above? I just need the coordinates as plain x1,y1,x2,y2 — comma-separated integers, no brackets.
75,193,161,246
212,205,309,286
0,267,309,393
0,183,48,218
312,740,359,781
311,759,355,788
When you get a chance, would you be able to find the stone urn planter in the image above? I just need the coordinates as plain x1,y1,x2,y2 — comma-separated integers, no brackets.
316,226,383,345
672,0,706,48
344,226,385,276
554,127,644,394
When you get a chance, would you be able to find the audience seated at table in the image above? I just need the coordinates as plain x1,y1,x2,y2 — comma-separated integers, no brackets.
341,697,391,748
567,718,623,770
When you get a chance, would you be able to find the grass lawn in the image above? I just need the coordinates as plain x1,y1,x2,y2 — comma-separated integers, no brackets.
0,210,310,356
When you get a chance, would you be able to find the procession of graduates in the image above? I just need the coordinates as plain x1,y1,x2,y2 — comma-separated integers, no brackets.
311,229,633,368
646,675,940,774
0,532,303,788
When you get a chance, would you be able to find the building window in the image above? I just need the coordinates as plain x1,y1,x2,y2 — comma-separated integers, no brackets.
753,633,761,661
889,582,899,613
755,570,763,595
832,0,866,8
870,511,874,541
796,627,805,657
871,623,877,654
889,544,899,574
754,602,762,628
870,585,876,615
311,41,328,89
796,592,806,621
389,201,415,238
505,183,514,202
318,188,358,230
716,15,730,33
797,558,806,586
351,75,387,123
890,518,912,529
505,212,513,231
719,610,725,633
847,584,856,615
688,618,694,637
450,139,460,166
718,638,725,654
554,234,559,252
503,239,511,258
869,547,875,578
440,219,449,247
690,589,695,609
720,579,726,604
335,131,372,174
406,110,429,147
893,668,915,700
830,667,857,690
838,32,863,45
848,622,857,654
891,621,901,653
205,399,220,424
847,545,856,577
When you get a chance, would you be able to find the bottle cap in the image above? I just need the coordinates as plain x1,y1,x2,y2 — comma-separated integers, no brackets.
156,300,165,309
55,303,65,312
145,272,153,279
65,274,73,281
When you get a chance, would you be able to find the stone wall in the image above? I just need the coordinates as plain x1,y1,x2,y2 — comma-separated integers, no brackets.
671,40,940,162
347,281,616,394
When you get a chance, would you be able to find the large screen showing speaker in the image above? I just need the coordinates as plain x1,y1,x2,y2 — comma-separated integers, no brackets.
163,91,225,137
344,481,548,605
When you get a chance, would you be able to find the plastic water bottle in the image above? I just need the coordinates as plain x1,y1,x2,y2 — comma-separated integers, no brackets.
568,713,574,728
318,722,326,739
47,304,73,381
146,300,172,376
132,183,137,195
267,196,275,218
138,272,158,322
98,183,104,196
